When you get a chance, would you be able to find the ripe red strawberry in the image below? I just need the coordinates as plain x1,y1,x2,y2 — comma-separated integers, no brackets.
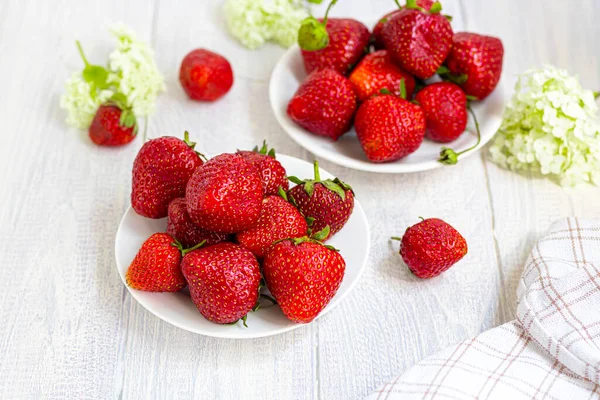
181,242,261,325
166,197,230,248
301,18,370,76
349,50,416,102
186,153,263,234
88,104,137,146
382,2,453,79
236,194,308,258
443,32,504,100
415,82,467,143
287,161,354,241
392,218,467,279
237,141,289,196
287,69,357,140
179,49,234,102
372,0,435,49
132,132,203,219
126,233,186,292
263,232,346,323
354,93,426,162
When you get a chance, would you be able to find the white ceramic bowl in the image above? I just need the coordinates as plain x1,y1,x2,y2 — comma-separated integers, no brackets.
269,44,506,173
115,154,370,338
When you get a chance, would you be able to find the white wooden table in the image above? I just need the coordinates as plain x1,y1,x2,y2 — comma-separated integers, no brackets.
1,0,599,398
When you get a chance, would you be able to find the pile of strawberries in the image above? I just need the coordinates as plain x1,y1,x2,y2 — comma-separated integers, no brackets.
126,134,355,326
287,0,504,164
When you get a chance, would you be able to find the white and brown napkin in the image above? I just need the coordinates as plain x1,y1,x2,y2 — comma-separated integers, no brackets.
369,218,600,399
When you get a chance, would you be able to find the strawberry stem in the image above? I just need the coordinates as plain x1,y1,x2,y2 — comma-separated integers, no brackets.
437,104,482,165
393,0,402,9
391,236,402,241
76,40,90,67
322,0,338,25
313,160,321,181
181,239,206,256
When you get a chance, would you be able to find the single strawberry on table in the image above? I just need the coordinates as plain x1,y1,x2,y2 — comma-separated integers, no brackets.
382,0,453,79
354,85,426,163
287,160,354,241
179,48,234,102
236,193,308,258
181,242,261,325
132,131,204,219
392,218,468,279
297,0,370,76
126,232,200,292
186,153,263,234
167,197,230,248
415,82,467,143
89,104,137,146
237,141,289,196
262,227,346,323
372,0,435,49
287,69,357,140
349,50,416,102
441,32,504,100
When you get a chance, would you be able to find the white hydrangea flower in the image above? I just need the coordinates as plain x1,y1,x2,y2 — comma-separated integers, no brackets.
489,65,600,186
108,23,166,117
60,72,113,129
223,0,308,50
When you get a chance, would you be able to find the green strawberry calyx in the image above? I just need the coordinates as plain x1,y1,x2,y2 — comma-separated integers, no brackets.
183,131,208,160
278,226,339,251
378,78,407,100
287,160,353,201
438,104,481,165
297,0,338,51
437,66,469,86
252,140,276,158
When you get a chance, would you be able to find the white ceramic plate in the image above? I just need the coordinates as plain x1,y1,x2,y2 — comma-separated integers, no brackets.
115,154,370,339
269,44,506,173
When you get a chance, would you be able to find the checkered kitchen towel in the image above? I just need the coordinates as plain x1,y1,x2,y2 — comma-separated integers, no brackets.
368,218,600,399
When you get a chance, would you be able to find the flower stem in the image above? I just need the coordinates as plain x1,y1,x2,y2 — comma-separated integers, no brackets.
75,40,90,67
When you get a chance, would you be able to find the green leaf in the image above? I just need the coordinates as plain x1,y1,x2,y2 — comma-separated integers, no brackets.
278,186,288,201
380,88,392,95
321,180,346,200
324,245,339,252
267,148,276,158
241,315,248,328
306,216,315,226
333,178,354,194
82,65,109,89
444,14,453,22
287,176,304,185
405,0,418,8
466,94,478,101
312,225,330,241
437,65,449,75
304,180,315,197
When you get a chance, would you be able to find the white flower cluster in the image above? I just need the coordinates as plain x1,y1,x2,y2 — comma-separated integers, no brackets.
108,24,166,118
60,73,113,129
489,65,600,186
60,24,165,129
223,0,308,50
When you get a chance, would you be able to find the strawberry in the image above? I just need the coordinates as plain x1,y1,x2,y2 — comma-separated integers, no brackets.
179,49,234,102
88,104,137,146
442,32,504,100
287,69,357,140
236,194,308,258
372,0,435,49
262,229,346,323
186,153,263,234
126,233,190,292
287,161,354,241
354,92,426,163
237,141,289,196
300,19,370,76
181,242,261,325
132,132,203,219
166,197,230,248
415,82,467,143
382,1,453,79
392,218,467,279
349,50,416,102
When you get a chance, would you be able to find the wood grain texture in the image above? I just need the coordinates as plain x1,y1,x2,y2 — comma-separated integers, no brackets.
0,0,599,399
